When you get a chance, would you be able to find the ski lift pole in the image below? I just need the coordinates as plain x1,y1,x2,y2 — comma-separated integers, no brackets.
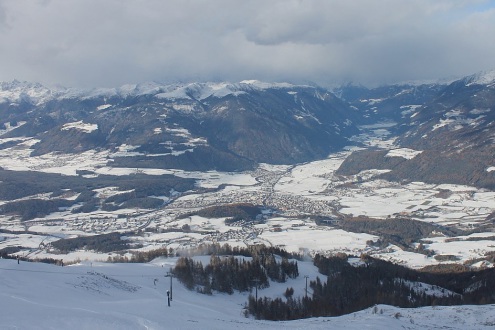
166,268,174,302
170,269,173,301
252,278,260,314
304,275,309,298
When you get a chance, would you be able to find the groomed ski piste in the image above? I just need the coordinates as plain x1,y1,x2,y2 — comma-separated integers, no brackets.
1,258,494,329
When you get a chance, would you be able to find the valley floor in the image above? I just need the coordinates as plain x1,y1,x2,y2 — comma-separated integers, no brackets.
2,123,495,269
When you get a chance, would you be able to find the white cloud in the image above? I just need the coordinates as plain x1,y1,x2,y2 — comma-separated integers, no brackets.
0,0,494,87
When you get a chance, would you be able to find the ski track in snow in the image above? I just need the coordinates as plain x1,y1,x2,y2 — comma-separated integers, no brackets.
1,258,495,329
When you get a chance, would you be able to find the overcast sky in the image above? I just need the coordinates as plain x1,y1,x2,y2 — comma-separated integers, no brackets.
1,0,495,88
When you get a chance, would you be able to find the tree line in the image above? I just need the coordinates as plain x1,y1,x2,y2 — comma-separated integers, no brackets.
179,203,263,225
51,232,131,253
246,253,495,320
173,246,299,295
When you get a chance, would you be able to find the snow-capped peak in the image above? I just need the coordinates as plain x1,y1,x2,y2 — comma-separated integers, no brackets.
155,82,242,100
155,81,305,101
0,79,312,105
464,69,495,86
0,80,60,105
60,82,165,100
239,80,297,89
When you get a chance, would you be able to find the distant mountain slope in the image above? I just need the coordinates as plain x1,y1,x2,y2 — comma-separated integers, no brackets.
0,81,360,170
334,83,444,123
2,72,494,187
398,70,495,152
337,71,495,190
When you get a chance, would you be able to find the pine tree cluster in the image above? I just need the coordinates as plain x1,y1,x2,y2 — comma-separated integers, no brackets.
173,247,298,295
246,253,495,321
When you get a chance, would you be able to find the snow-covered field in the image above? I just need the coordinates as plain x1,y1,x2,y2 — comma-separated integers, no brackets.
1,258,495,329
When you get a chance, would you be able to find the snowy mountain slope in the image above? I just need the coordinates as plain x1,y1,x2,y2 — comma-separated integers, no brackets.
390,71,495,189
1,258,495,329
0,80,359,170
336,70,495,190
463,69,495,87
399,71,495,149
0,80,60,105
334,83,444,123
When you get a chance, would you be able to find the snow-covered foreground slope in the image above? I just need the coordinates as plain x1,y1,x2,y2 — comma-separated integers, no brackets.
1,258,495,329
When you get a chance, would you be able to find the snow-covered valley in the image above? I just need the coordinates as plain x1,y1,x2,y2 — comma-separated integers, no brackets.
1,122,494,269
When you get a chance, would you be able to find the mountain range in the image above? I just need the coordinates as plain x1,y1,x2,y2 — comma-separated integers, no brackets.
337,71,495,190
1,71,494,188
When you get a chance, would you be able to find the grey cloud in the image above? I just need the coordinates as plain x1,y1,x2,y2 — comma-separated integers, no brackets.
0,0,494,88
240,1,445,46
0,2,8,30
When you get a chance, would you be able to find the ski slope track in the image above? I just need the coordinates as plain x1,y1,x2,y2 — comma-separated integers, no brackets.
1,258,495,329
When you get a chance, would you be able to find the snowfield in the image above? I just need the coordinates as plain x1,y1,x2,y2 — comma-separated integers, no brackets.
385,148,422,159
1,258,495,329
61,121,99,133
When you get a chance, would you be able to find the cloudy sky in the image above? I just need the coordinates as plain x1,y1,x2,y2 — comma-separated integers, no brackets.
1,0,495,88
